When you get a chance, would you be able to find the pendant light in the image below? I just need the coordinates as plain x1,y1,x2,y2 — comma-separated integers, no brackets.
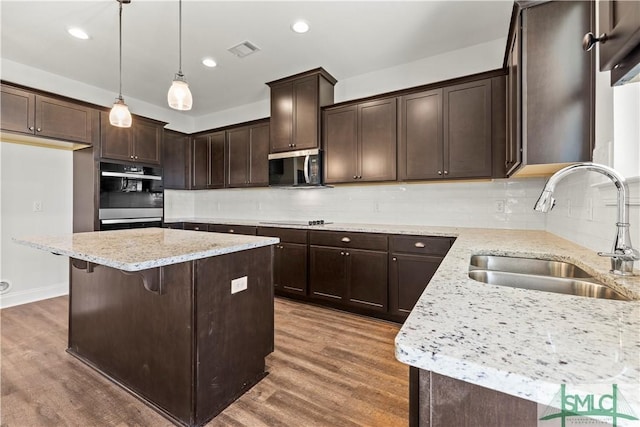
109,0,132,128
167,0,193,110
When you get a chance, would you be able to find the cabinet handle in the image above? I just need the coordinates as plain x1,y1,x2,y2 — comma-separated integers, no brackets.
28,126,34,131
392,257,397,262
353,175,357,179
341,237,351,243
345,252,350,256
130,155,134,159
194,227,200,230
437,171,442,175
36,127,42,132
340,251,345,256
229,229,235,233
582,32,608,52
444,171,448,175
414,242,426,248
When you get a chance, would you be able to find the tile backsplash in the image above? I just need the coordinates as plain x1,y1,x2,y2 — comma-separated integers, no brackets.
166,178,547,230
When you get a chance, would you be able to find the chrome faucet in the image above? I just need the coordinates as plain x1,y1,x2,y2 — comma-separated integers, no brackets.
534,162,639,276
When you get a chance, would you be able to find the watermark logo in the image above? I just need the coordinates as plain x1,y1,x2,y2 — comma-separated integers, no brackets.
539,384,639,427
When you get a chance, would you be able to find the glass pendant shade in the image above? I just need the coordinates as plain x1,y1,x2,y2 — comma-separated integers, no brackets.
109,97,132,127
167,76,193,111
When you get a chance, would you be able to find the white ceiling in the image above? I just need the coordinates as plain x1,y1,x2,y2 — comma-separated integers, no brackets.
0,1,513,118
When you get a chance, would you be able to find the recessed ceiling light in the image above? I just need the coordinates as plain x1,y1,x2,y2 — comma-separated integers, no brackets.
67,27,89,40
291,20,310,34
202,58,217,68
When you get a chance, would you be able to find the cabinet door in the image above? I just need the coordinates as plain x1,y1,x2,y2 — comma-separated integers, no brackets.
523,1,593,166
269,82,293,152
100,111,133,162
248,122,269,186
191,135,210,189
323,106,358,184
358,98,397,182
389,254,443,317
208,131,226,189
598,0,640,72
505,15,522,177
348,249,388,312
163,130,189,190
443,79,492,179
293,75,319,150
274,242,308,295
0,85,35,135
227,127,250,187
35,95,96,144
309,246,347,302
398,89,444,181
131,120,161,165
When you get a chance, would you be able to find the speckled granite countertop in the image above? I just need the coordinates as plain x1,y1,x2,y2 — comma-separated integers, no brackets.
168,217,640,406
14,227,279,272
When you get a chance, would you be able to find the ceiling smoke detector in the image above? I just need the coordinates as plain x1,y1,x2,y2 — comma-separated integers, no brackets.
227,41,260,58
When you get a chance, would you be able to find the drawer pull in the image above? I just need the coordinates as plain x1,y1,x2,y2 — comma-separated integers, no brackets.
229,229,235,233
414,242,426,248
194,227,200,231
341,237,351,243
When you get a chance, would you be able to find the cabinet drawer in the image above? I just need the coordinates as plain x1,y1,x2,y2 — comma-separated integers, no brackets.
257,227,308,244
209,224,257,235
389,235,452,256
184,222,207,231
309,230,387,251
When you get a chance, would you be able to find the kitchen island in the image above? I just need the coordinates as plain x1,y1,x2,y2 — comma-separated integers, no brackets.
15,228,279,427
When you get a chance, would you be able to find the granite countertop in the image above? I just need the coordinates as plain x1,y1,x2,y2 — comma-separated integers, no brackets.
14,227,279,272
168,217,640,407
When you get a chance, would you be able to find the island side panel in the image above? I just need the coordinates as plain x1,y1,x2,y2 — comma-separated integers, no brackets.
410,368,539,427
68,259,194,424
194,245,274,425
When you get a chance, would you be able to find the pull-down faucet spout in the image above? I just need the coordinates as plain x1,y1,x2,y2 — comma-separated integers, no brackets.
534,162,639,276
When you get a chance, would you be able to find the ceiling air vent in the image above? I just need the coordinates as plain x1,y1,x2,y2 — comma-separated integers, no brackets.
227,41,260,58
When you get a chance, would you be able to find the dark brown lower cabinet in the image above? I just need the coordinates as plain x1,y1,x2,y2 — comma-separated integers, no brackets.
310,243,388,313
389,235,453,318
258,227,308,296
389,254,443,316
410,368,538,427
208,224,257,235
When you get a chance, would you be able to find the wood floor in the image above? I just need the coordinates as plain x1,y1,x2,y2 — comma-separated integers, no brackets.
1,296,408,426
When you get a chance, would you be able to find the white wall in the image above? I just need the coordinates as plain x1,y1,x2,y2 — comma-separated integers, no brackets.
0,142,72,308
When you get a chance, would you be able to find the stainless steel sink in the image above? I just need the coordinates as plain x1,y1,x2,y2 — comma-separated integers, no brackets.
468,255,629,301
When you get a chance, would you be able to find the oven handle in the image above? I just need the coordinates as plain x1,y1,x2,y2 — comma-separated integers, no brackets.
101,217,162,225
303,155,311,184
101,171,162,181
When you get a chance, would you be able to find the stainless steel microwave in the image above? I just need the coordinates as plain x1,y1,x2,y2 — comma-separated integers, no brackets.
268,148,323,187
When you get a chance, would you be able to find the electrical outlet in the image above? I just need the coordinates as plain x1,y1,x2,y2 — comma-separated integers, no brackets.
495,200,505,213
32,200,42,212
231,276,248,294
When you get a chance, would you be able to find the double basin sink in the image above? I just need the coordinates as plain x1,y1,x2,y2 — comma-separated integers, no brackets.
468,255,629,301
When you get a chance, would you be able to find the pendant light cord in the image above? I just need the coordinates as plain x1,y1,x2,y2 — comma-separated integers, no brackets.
178,0,183,76
118,0,123,98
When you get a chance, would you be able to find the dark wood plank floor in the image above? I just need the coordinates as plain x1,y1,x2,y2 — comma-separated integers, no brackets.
1,296,408,426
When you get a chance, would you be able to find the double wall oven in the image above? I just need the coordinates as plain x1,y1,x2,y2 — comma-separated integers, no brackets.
99,162,163,230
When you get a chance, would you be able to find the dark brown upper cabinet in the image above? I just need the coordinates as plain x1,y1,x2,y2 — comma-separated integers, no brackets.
100,112,164,165
267,68,336,153
398,78,493,181
323,97,397,184
505,1,594,177
163,129,190,190
1,83,98,145
598,0,640,86
226,120,269,188
191,131,225,189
